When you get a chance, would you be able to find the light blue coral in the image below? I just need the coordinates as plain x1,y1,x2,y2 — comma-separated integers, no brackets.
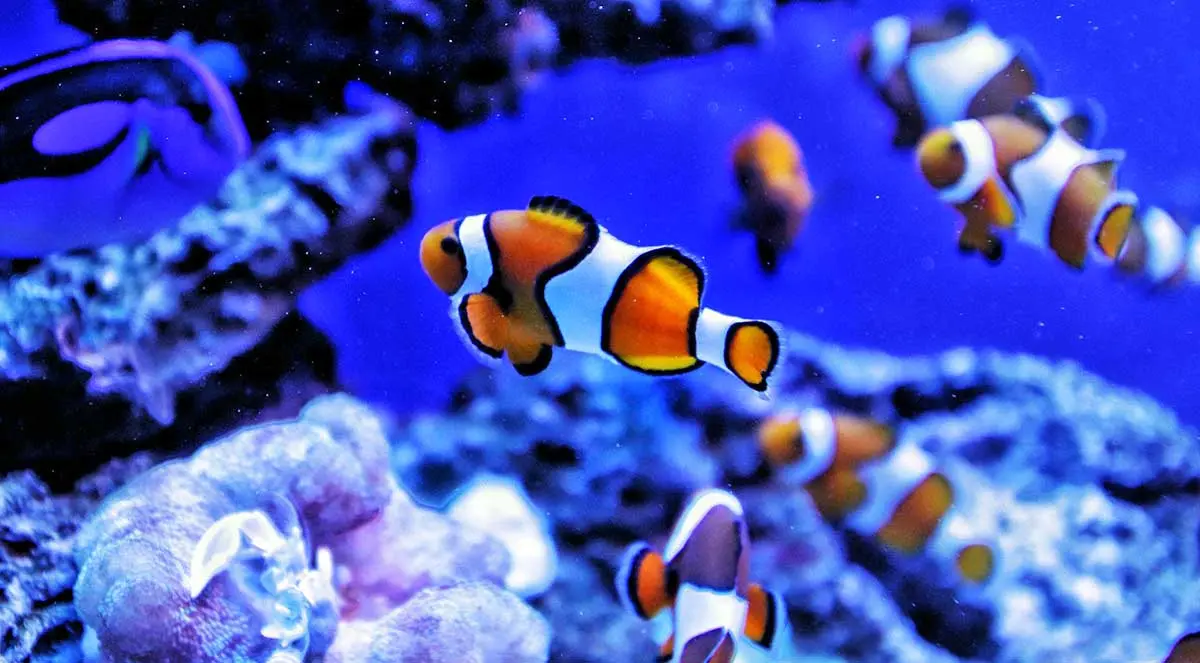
73,394,550,663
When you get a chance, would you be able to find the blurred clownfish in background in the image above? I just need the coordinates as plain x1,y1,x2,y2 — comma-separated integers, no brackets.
852,6,1045,148
500,6,560,89
916,100,1137,270
614,488,795,662
1114,206,1200,289
0,39,250,257
731,120,815,275
758,408,997,586
419,196,786,395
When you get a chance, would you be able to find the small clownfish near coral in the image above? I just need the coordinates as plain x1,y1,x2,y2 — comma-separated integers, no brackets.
419,196,787,395
758,409,997,586
0,39,250,257
614,489,794,662
731,120,815,275
916,101,1137,270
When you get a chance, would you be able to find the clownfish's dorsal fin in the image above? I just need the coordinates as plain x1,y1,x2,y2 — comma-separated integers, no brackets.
527,195,599,234
1089,150,1126,187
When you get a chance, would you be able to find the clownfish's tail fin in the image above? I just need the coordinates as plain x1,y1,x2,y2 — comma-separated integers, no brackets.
693,308,786,397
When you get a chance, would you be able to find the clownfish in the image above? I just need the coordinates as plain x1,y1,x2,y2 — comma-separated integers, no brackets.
500,7,559,89
0,39,250,257
419,196,786,395
731,120,815,275
853,6,1044,148
1111,206,1200,289
916,107,1137,269
614,489,793,662
758,409,996,585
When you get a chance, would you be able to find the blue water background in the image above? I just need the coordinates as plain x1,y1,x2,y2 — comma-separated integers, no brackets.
296,0,1200,423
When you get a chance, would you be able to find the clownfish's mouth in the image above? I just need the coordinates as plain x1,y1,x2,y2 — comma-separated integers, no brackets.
419,224,468,296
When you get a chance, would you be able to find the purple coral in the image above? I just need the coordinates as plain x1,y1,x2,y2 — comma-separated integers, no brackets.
73,393,549,662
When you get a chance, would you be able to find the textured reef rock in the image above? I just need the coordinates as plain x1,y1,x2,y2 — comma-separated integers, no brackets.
0,454,156,663
0,98,414,478
71,393,548,663
392,332,1200,663
56,0,782,135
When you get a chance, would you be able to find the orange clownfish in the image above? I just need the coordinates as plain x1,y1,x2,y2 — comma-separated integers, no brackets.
852,6,1044,148
916,105,1137,270
419,196,786,394
731,120,815,275
758,408,996,585
614,489,793,663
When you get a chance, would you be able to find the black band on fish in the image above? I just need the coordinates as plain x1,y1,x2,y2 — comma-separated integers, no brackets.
761,589,779,650
532,202,601,347
480,213,514,313
686,306,701,359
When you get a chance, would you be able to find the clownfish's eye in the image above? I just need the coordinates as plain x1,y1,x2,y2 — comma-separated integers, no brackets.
947,139,964,156
440,237,461,256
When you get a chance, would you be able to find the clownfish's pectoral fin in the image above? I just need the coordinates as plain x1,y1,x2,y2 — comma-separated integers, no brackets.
455,292,510,362
508,339,554,377
743,584,788,652
615,542,674,620
978,177,1016,228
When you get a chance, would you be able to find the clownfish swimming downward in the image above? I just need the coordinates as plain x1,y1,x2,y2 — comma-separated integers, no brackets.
420,196,786,395
615,489,794,662
731,120,815,275
0,38,249,257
